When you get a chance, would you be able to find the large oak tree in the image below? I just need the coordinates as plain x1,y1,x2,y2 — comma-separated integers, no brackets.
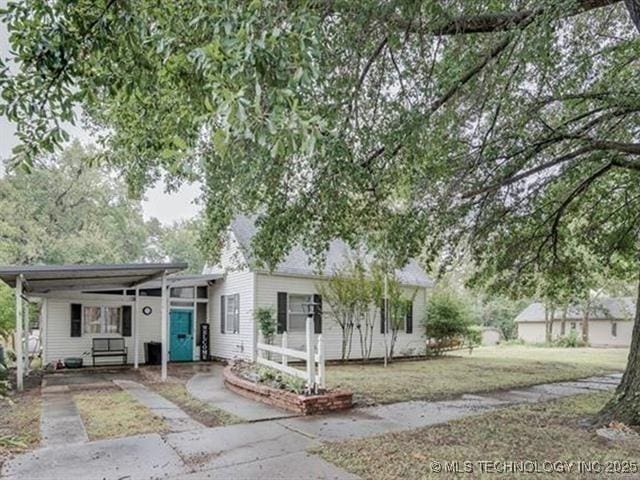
1,0,640,422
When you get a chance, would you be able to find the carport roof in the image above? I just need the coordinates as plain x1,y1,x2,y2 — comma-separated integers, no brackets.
0,263,189,293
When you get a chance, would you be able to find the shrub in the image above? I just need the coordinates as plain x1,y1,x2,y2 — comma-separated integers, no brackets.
552,330,588,348
424,290,473,343
465,325,483,347
255,307,276,343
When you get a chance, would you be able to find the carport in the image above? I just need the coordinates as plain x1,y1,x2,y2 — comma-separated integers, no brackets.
0,263,198,390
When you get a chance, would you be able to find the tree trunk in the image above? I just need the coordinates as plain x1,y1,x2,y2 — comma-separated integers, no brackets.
598,273,640,425
582,309,590,344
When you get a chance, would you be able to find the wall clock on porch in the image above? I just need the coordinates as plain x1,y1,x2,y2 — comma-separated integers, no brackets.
142,306,153,316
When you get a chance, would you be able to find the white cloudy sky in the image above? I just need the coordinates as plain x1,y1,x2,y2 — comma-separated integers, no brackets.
0,6,200,225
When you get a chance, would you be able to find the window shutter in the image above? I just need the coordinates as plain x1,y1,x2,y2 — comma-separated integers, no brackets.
380,299,386,334
71,303,82,337
220,295,226,334
277,292,287,334
405,300,413,334
313,294,322,334
122,306,132,337
234,293,240,334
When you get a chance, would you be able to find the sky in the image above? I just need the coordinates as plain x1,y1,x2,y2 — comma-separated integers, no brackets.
0,7,201,225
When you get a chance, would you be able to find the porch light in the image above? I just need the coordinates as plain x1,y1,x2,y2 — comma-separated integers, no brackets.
302,301,317,316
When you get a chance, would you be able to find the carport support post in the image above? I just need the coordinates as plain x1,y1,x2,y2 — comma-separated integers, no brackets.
133,288,139,369
161,271,168,381
15,274,23,391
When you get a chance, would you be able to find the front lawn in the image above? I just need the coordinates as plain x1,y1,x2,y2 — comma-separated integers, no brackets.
327,346,628,404
74,389,168,440
316,392,640,480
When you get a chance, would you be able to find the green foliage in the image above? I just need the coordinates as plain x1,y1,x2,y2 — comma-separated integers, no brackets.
257,366,306,394
255,307,276,343
424,290,473,342
4,1,638,273
0,141,149,265
552,330,588,348
0,284,14,339
465,325,483,347
146,217,207,273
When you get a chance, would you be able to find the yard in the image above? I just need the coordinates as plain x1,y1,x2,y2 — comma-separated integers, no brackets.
327,345,629,404
0,392,40,469
315,392,640,480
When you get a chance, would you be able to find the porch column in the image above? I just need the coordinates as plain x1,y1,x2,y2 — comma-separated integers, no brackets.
15,275,23,391
160,271,168,381
133,288,139,369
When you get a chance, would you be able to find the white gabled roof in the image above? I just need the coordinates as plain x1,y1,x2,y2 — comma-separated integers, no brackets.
515,297,635,323
228,214,433,287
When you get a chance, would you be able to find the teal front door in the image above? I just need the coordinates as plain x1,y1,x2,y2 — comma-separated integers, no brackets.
170,309,193,362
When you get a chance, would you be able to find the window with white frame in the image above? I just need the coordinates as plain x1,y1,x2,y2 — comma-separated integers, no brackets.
221,294,239,334
288,294,313,332
83,306,122,334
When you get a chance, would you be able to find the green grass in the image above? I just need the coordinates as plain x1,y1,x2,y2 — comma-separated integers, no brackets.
326,345,628,404
315,392,640,480
0,393,40,467
150,383,242,427
74,389,168,440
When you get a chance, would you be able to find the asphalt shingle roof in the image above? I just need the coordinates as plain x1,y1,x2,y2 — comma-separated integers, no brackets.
229,214,433,287
515,297,635,323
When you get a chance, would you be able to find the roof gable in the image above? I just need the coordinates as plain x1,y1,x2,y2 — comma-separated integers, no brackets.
515,297,635,323
215,214,433,287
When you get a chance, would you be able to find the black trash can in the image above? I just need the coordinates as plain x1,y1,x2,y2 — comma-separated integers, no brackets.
145,342,162,365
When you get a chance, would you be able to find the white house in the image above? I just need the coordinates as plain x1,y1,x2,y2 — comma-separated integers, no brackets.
205,215,432,362
515,297,635,347
1,215,432,388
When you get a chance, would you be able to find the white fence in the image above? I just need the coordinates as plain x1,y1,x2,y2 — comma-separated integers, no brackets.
256,316,325,391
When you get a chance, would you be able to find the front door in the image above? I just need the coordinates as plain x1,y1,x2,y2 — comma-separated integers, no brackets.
170,309,193,362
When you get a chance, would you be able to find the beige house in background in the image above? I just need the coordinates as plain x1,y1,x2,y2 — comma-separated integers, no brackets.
515,297,635,347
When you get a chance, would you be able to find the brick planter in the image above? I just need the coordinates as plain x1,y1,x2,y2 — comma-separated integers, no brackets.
223,366,352,415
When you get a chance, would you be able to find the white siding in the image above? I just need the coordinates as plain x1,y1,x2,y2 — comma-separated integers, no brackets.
206,230,256,361
255,273,428,361
517,319,633,347
43,293,162,366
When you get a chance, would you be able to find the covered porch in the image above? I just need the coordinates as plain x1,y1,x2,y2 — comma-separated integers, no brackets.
0,263,222,390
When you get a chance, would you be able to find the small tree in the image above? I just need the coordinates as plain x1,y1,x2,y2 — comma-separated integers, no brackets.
423,290,473,354
255,307,276,345
318,259,372,362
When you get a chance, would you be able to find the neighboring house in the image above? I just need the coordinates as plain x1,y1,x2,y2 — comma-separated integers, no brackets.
515,297,635,347
0,215,432,370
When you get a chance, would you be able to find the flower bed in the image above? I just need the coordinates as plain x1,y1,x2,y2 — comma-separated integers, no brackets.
223,362,352,415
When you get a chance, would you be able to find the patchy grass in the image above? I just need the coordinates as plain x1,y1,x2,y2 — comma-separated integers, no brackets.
150,383,242,427
315,393,640,480
327,346,628,404
74,389,167,440
0,393,40,468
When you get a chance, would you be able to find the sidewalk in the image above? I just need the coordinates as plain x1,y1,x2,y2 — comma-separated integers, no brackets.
2,374,621,480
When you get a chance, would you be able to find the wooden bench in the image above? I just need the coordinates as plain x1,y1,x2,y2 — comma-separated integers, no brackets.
91,338,127,366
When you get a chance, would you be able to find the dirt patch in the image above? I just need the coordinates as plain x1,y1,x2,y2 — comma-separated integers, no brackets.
0,391,41,470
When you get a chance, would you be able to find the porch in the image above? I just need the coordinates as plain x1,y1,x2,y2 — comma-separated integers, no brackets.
0,263,222,389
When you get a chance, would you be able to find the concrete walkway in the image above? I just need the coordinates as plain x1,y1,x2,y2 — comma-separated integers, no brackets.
39,387,88,448
3,374,621,480
187,364,295,421
114,379,204,432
